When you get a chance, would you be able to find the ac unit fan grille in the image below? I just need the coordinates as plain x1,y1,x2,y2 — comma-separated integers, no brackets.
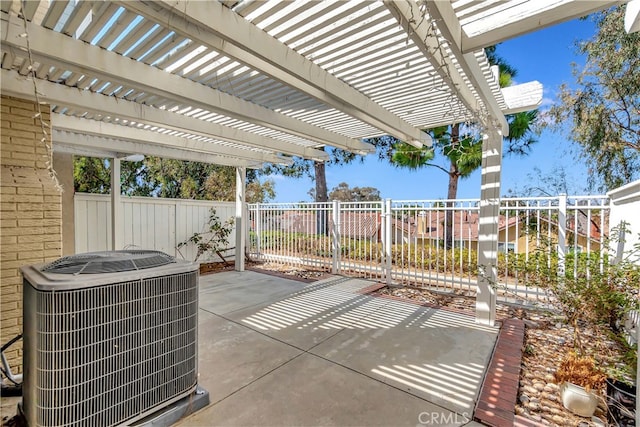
42,250,175,274
28,270,198,427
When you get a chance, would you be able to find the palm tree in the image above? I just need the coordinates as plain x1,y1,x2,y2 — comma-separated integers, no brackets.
391,124,483,248
390,46,539,247
391,125,482,200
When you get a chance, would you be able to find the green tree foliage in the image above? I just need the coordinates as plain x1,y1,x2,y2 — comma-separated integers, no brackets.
259,47,538,204
485,45,517,87
261,147,364,202
370,45,539,202
120,160,154,197
328,182,381,202
74,157,156,196
547,6,640,191
73,157,111,194
367,46,538,247
506,165,586,197
380,124,483,206
73,156,275,203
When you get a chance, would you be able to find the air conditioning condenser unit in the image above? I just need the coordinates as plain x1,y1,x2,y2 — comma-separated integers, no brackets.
20,250,209,427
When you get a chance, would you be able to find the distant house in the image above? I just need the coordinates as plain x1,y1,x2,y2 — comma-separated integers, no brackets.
393,210,605,253
267,209,605,253
278,211,381,240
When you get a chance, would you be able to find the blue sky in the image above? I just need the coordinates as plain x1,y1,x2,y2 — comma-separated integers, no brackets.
269,17,598,203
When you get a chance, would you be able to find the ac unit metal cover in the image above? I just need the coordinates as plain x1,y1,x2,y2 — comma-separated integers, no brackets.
21,251,200,427
41,249,176,275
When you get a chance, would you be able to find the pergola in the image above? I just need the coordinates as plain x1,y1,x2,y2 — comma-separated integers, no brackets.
1,0,636,325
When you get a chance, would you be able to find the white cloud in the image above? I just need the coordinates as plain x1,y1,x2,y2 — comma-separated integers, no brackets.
540,97,556,108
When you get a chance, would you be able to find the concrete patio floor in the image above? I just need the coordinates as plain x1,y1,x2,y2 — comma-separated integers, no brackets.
177,270,498,427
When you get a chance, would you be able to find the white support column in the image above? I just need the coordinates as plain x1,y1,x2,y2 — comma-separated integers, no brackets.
557,194,567,278
384,199,393,286
476,128,503,326
235,167,246,272
110,157,122,251
331,200,340,275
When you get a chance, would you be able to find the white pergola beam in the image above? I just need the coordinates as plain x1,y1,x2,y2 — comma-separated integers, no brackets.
53,130,262,169
501,82,544,115
460,1,622,53
52,114,288,166
1,11,371,154
384,0,505,133
120,0,432,148
425,1,510,134
625,0,640,33
1,70,330,162
53,142,118,159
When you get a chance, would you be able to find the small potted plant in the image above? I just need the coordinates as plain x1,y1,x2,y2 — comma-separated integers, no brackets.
554,353,606,417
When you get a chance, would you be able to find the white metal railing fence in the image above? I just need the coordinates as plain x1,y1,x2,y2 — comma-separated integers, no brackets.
248,195,610,304
74,193,235,262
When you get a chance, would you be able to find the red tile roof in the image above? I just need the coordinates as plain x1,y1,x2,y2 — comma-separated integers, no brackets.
280,211,381,239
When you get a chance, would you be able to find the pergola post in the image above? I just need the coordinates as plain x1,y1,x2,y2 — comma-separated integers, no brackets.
476,128,503,326
111,157,123,251
235,166,246,272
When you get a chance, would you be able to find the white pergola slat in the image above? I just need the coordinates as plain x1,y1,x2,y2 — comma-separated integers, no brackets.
115,0,433,148
52,115,288,166
1,0,622,324
501,82,545,115
425,2,511,133
456,0,622,53
76,3,120,43
1,11,373,154
0,0,555,154
1,69,329,161
53,131,263,169
385,0,508,134
626,0,640,32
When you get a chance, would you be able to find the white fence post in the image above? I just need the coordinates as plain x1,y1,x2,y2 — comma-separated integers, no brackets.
110,157,122,251
380,200,387,283
384,199,392,286
332,200,340,274
557,194,567,278
254,203,261,259
235,167,246,272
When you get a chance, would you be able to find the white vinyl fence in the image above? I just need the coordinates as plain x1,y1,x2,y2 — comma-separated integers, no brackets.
607,180,640,349
74,193,235,262
248,195,611,305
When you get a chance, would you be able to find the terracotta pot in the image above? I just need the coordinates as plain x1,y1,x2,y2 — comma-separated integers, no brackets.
560,382,600,417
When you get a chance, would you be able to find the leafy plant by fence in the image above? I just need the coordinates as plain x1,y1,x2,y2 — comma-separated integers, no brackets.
177,208,235,262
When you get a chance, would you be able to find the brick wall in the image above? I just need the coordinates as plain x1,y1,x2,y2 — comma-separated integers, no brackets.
1,95,62,372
